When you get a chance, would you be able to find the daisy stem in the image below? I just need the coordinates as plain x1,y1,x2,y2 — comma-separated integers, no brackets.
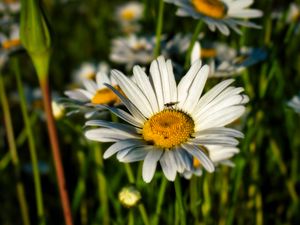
125,163,135,183
93,143,110,225
13,59,46,225
184,21,203,69
128,210,134,225
189,176,199,224
39,77,73,225
0,74,31,225
152,177,168,225
174,178,186,225
154,0,165,57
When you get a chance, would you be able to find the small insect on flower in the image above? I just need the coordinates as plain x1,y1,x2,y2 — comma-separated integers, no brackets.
85,56,248,183
164,0,263,35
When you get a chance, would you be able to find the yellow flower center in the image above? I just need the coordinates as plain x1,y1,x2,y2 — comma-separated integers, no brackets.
2,39,21,50
201,48,217,58
142,109,194,149
121,9,135,21
83,72,96,80
191,0,227,19
91,86,121,105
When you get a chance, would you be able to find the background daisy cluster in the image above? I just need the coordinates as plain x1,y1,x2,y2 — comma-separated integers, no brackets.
1,0,300,225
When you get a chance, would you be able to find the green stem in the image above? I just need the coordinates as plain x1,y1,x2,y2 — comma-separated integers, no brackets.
13,58,46,224
152,177,168,225
94,144,110,225
184,20,203,69
128,210,134,225
154,0,164,57
174,178,186,225
189,176,199,224
138,204,151,225
39,77,73,225
0,74,31,225
125,163,135,183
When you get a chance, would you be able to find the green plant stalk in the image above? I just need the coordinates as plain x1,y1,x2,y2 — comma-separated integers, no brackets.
152,177,168,225
0,74,31,225
184,20,203,69
13,58,46,225
174,178,186,225
138,204,150,225
270,139,299,202
39,77,73,225
128,210,134,225
189,176,199,224
202,175,211,223
0,113,38,171
72,150,86,214
154,0,164,57
93,143,110,225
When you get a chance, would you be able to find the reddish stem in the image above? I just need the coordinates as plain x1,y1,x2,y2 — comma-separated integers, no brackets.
39,78,73,225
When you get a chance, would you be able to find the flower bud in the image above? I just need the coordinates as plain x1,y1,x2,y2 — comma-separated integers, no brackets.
20,0,51,80
118,186,141,208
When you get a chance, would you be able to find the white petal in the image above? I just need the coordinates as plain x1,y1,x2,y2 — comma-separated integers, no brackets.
133,66,159,113
96,72,110,89
112,70,153,117
119,147,149,162
103,139,145,159
182,144,214,173
181,65,209,112
105,84,146,123
191,41,201,65
177,60,202,107
159,151,177,181
85,128,137,142
142,148,163,183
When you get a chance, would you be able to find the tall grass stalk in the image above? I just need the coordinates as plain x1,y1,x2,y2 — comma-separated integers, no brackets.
93,143,110,225
154,0,164,57
0,74,31,225
13,59,46,225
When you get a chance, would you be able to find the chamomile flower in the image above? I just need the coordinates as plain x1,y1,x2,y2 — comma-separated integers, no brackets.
0,0,20,14
191,41,266,77
65,71,120,118
0,23,21,53
183,145,239,178
116,2,144,33
85,56,248,182
164,0,263,35
110,35,155,70
288,92,300,114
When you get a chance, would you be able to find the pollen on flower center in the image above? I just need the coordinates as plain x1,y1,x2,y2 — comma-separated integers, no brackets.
201,48,217,58
91,86,121,105
121,10,135,21
191,0,227,19
2,39,21,49
142,109,195,149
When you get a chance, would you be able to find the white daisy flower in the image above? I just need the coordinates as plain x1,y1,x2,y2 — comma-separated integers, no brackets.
183,145,239,179
286,3,300,23
191,41,266,77
65,71,121,117
110,35,155,70
0,23,20,52
72,62,97,85
288,92,300,114
0,0,20,14
85,56,248,183
116,2,143,24
52,100,65,120
164,0,263,35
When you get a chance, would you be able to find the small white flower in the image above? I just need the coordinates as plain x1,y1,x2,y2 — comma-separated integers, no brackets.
286,3,300,23
183,145,239,178
288,92,300,114
85,56,248,182
52,100,65,120
110,35,155,70
0,0,20,14
191,41,266,77
116,2,144,23
65,71,120,118
0,23,21,52
164,0,263,35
